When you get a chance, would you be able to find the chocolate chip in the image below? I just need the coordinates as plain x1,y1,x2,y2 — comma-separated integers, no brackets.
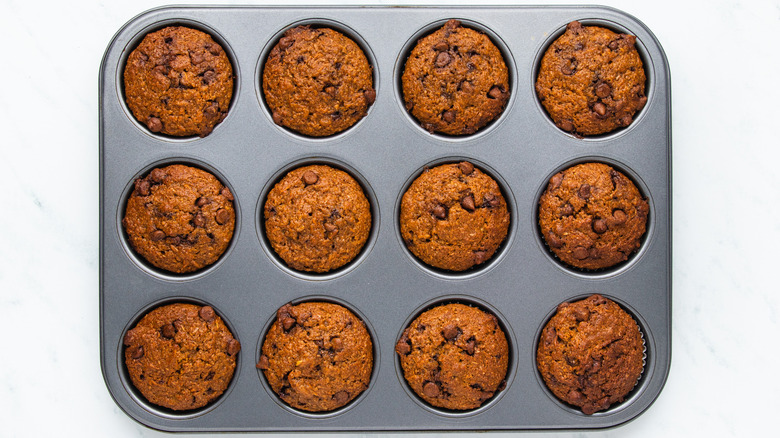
461,195,476,212
131,345,144,359
333,390,350,405
302,170,319,186
561,58,577,75
227,339,241,356
547,231,564,249
593,102,607,117
161,323,176,339
572,246,589,260
559,119,575,132
199,306,216,322
432,204,447,220
433,41,449,52
435,51,451,68
458,161,474,175
568,389,585,405
220,187,234,201
135,179,151,196
202,70,217,85
281,316,296,331
331,337,344,352
396,334,411,355
196,197,209,207
256,355,269,370
215,208,230,225
488,85,504,99
151,230,166,241
567,21,583,32
193,213,206,228
442,324,459,341
574,307,590,322
608,39,619,50
578,184,591,199
272,111,283,125
423,381,440,397
278,36,293,50
441,110,455,123
149,168,166,183
595,82,612,98
592,218,608,234
612,209,627,225
459,80,474,93
464,338,476,355
190,50,205,65
483,193,500,208
550,173,563,190
561,203,574,216
364,88,376,105
474,250,488,264
543,327,557,346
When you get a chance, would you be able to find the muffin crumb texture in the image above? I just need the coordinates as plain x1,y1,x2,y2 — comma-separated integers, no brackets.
538,162,648,270
536,294,644,414
536,21,647,136
402,19,510,135
124,26,233,137
258,302,373,412
123,303,240,411
396,303,509,410
263,26,375,136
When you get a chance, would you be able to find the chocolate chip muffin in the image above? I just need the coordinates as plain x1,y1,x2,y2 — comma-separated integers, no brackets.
257,302,373,412
402,19,510,135
538,162,648,270
536,295,644,414
124,26,233,137
262,26,375,136
264,164,371,273
536,21,647,136
396,303,509,410
400,162,510,271
123,303,240,411
122,164,236,274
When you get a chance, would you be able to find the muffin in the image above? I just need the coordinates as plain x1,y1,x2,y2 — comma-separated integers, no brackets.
536,21,647,136
123,303,240,411
536,294,644,414
124,26,233,137
264,164,371,273
400,162,510,271
396,303,509,410
257,302,373,412
122,164,236,274
538,162,648,270
262,26,375,136
402,19,510,135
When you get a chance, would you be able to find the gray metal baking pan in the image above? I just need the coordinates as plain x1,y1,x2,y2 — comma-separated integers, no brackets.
99,4,671,432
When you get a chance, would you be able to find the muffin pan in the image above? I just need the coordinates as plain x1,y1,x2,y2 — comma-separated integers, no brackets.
99,5,671,432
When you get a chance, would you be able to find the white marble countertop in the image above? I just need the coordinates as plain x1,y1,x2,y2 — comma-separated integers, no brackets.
1,0,778,436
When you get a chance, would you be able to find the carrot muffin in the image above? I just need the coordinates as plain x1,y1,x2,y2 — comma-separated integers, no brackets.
123,303,240,411
264,164,371,273
122,164,235,274
402,19,510,135
536,295,644,414
124,26,233,137
538,162,648,270
536,21,647,136
257,302,373,412
400,161,510,271
262,26,375,136
396,303,509,410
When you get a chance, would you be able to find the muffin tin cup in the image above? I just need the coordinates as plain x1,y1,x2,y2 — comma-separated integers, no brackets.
100,5,671,432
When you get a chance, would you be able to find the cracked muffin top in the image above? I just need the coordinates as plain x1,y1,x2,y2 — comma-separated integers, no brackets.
262,26,375,136
257,302,373,412
395,303,509,410
123,303,240,411
538,162,648,270
124,26,233,137
122,164,235,274
400,161,510,271
536,21,647,136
